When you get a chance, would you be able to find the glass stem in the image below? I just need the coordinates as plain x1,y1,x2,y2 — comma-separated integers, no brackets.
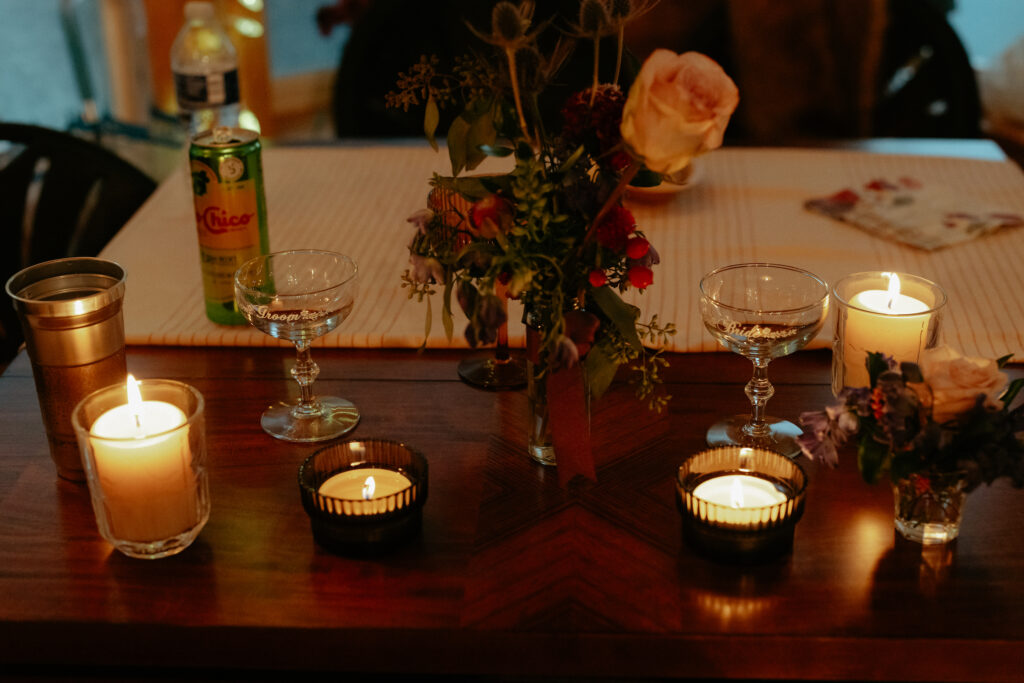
494,284,511,364
744,358,774,440
494,318,511,363
291,340,321,416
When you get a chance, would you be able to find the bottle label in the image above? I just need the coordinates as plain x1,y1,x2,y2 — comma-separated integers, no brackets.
174,68,240,110
190,156,260,303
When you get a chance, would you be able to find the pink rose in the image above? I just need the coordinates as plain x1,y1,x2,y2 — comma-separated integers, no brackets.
620,50,739,175
917,345,1008,424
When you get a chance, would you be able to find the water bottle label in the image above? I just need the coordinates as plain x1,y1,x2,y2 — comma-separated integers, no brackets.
174,69,240,110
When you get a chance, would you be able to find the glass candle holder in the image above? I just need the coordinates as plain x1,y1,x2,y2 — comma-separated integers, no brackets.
72,379,209,559
676,446,807,563
831,272,946,394
299,439,428,555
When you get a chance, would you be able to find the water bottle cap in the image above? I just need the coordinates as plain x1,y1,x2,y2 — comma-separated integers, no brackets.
184,1,215,21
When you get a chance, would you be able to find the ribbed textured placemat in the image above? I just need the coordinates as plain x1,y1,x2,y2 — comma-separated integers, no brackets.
101,145,1024,359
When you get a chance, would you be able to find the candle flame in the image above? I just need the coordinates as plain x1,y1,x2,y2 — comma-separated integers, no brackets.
883,272,900,311
730,478,744,508
362,476,376,500
125,374,143,430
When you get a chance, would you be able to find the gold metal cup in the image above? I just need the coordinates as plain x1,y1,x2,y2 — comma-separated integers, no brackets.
6,258,127,481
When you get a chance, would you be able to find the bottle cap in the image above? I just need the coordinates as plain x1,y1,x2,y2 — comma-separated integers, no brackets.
184,1,214,21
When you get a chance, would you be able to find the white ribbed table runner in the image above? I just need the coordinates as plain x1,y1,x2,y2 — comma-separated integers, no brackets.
101,145,1024,359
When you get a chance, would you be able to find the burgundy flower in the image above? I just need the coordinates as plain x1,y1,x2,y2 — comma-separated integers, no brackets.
562,84,627,167
594,205,636,251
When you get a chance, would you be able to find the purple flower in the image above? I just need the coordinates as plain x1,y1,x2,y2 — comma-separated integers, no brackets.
409,255,445,284
406,208,433,235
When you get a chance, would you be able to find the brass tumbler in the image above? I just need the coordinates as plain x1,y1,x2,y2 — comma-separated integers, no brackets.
6,258,127,481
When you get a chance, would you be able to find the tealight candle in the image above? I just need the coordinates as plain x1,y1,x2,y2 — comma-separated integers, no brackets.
832,272,946,393
89,375,199,542
677,446,807,562
319,468,412,515
692,474,788,526
299,440,428,554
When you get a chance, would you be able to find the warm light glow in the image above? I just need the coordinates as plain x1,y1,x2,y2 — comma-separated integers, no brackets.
236,0,264,11
362,476,375,500
238,108,261,133
232,17,264,38
729,478,744,508
126,374,143,430
883,272,899,310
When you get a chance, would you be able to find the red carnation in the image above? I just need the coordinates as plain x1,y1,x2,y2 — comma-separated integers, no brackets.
627,264,654,290
594,205,636,252
625,236,650,260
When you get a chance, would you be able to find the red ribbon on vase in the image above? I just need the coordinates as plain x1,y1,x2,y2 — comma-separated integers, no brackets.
527,327,595,486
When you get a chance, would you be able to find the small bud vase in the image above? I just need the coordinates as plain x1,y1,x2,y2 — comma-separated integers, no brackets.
892,472,968,545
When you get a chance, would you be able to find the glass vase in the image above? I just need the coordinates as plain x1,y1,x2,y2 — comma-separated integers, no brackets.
527,359,556,466
892,472,968,545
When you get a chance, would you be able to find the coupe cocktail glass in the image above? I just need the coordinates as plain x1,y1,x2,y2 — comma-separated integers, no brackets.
235,250,359,442
699,263,829,457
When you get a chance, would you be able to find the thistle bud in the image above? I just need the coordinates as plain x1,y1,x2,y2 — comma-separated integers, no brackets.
609,0,632,19
579,0,609,35
492,1,525,42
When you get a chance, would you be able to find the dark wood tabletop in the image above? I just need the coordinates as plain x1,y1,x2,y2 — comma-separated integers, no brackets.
1,344,1022,682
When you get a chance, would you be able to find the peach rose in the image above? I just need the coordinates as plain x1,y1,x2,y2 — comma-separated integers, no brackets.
620,50,739,176
918,345,1008,424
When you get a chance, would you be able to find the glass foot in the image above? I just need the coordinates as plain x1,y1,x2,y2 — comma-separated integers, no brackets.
261,396,360,443
705,415,805,458
457,355,527,390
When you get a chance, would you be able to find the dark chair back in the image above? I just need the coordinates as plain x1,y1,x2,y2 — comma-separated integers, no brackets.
0,123,156,360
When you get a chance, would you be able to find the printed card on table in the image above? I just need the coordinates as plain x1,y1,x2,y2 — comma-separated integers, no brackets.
805,177,1023,250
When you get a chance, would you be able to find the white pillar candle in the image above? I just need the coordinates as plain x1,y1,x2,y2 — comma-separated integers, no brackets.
89,376,198,542
319,468,412,515
692,474,788,526
842,273,930,388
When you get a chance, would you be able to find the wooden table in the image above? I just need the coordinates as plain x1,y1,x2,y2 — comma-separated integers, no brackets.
1,345,1022,682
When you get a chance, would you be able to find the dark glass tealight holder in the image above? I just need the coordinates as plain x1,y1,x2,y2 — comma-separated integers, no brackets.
676,446,807,564
298,439,428,555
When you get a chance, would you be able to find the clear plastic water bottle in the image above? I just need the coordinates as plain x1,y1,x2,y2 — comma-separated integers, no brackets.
171,1,240,137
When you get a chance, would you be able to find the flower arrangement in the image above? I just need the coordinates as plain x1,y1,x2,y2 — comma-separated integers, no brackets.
391,0,736,390
798,346,1024,491
389,1,737,482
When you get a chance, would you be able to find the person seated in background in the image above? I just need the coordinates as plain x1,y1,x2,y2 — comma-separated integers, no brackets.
316,0,979,143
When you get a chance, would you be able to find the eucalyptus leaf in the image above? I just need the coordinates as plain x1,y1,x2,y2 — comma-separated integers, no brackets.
591,287,641,351
585,345,619,399
447,116,471,176
1000,377,1024,409
857,434,890,484
465,108,497,171
866,352,889,388
556,145,586,174
442,278,456,341
424,96,440,152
